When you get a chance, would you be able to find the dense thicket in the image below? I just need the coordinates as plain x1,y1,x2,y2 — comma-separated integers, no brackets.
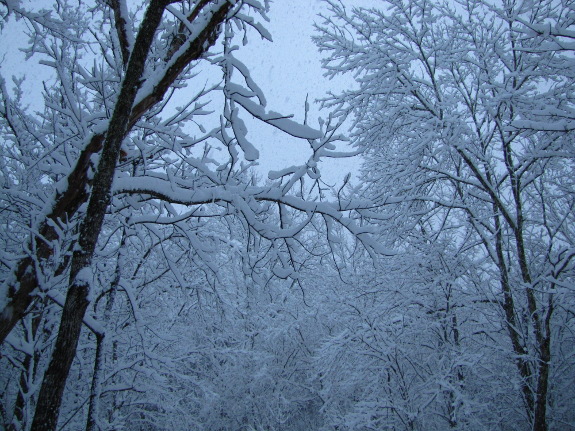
0,1,573,431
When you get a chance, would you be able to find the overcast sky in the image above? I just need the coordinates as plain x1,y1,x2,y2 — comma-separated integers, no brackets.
236,0,374,184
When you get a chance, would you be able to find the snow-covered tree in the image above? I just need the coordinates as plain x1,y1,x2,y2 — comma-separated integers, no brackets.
315,1,575,430
0,1,383,429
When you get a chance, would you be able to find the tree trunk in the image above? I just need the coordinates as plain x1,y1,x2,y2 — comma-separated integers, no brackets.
0,133,104,345
533,296,553,431
27,0,233,426
30,2,168,429
86,230,124,431
86,332,105,431
29,282,91,431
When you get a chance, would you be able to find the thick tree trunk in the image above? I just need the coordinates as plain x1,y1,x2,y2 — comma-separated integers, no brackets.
491,210,535,418
0,132,103,345
533,349,550,431
29,282,91,431
30,2,169,430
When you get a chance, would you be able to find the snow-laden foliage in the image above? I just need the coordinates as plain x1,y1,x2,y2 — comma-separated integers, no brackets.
0,1,574,431
0,1,382,430
315,1,575,430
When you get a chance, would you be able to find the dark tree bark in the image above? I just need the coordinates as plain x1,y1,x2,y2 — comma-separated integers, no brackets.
0,133,103,345
108,0,131,68
30,2,171,430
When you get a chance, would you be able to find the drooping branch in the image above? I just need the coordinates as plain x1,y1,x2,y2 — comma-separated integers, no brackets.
113,176,392,257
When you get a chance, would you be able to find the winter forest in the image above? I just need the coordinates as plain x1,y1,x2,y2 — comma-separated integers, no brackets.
0,0,574,430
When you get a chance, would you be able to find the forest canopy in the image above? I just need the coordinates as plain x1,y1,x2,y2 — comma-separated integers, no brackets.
0,1,574,431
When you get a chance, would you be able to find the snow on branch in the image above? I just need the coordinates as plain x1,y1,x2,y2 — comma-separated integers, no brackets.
230,91,323,140
113,176,393,256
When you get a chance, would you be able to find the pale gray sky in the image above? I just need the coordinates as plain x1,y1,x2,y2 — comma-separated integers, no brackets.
236,0,372,185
